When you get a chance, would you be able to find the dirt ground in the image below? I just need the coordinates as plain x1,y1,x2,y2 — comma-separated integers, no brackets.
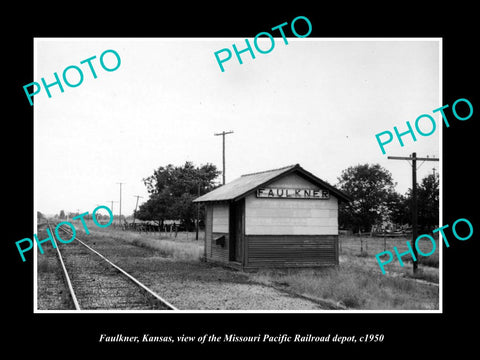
38,225,438,311
37,227,326,311
105,256,326,311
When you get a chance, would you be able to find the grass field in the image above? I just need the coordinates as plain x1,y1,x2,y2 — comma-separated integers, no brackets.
66,219,204,261
251,256,439,310
62,219,439,310
339,235,440,269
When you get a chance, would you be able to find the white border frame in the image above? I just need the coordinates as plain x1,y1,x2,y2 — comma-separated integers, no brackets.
33,37,443,314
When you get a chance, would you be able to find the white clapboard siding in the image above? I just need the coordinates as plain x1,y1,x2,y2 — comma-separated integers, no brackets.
268,173,319,189
246,225,338,235
212,203,229,233
248,208,336,218
247,216,338,227
247,199,337,210
245,172,338,235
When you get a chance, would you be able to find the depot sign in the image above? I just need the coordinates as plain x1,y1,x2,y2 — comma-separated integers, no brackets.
257,188,329,200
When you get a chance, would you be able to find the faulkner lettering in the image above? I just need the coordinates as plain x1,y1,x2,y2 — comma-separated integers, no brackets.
257,187,329,200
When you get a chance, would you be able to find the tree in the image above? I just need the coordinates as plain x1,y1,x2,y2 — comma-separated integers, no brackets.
386,191,410,226
404,173,439,232
136,190,174,226
336,163,399,233
138,162,220,230
59,210,66,219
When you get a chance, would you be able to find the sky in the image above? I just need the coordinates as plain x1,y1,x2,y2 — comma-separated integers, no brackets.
35,38,441,217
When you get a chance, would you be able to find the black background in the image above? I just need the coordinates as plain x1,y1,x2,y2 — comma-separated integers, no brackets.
5,4,478,355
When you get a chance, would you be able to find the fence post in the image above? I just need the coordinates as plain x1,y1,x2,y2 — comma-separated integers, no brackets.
359,231,363,254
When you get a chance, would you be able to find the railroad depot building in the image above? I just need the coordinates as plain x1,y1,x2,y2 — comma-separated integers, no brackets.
193,164,352,270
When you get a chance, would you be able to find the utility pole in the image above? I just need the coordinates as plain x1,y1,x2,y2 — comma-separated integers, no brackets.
95,204,101,223
106,200,118,224
388,152,439,273
214,130,234,184
196,182,200,240
132,195,143,225
116,182,125,226
106,200,118,214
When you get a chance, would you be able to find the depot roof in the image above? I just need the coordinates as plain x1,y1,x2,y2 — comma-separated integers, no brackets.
193,164,352,203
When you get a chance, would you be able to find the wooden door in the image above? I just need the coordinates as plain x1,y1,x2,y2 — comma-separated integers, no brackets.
229,200,244,263
234,200,243,262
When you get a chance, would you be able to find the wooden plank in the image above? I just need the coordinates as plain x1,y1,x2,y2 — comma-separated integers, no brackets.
248,254,336,261
245,234,338,267
247,217,337,226
206,205,213,259
249,256,335,261
246,225,338,236
248,208,332,218
246,197,338,210
248,238,336,242
249,243,335,246
242,197,247,267
212,203,229,233
244,191,339,235
248,249,336,254
249,245,334,249
211,232,229,262
249,247,335,251
268,172,320,189
247,260,337,267
248,260,336,264
248,256,336,261
248,249,336,255
250,235,337,240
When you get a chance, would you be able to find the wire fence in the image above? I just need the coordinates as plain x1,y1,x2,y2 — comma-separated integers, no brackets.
339,234,440,268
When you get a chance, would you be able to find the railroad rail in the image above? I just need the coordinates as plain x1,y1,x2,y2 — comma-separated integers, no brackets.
45,220,177,311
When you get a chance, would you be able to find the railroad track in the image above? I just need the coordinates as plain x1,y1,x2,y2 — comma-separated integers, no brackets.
46,221,177,311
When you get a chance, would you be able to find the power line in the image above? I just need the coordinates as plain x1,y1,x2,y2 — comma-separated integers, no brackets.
214,130,234,185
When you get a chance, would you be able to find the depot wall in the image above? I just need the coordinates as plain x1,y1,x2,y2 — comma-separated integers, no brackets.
203,172,339,269
245,173,338,236
243,173,338,268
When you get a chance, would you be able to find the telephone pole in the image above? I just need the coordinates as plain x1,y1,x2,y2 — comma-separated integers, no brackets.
106,200,118,224
116,182,125,225
132,195,143,224
196,182,200,240
388,152,439,273
106,200,118,213
214,130,234,184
